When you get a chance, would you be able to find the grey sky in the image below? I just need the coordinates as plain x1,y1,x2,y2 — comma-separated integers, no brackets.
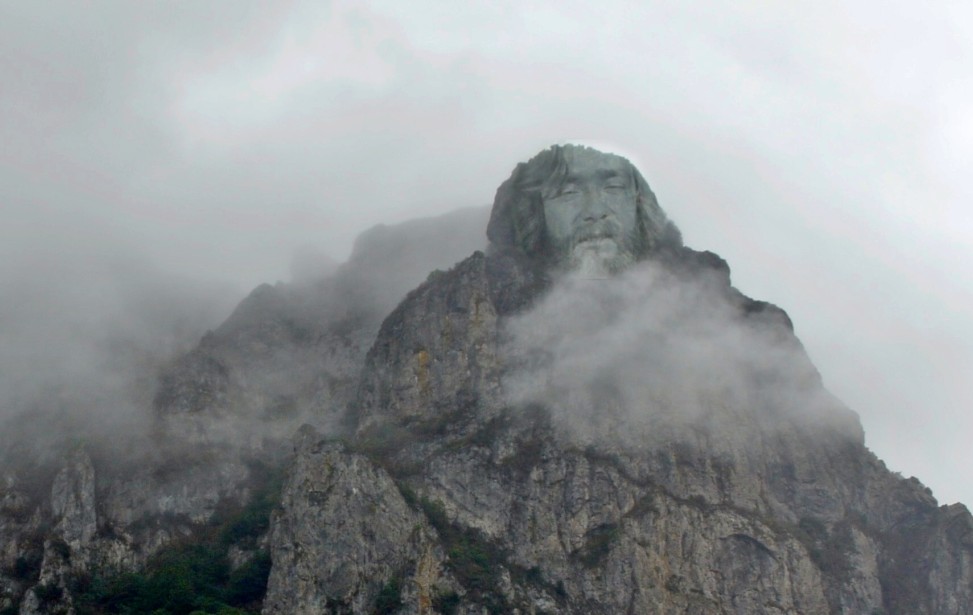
2,1,972,505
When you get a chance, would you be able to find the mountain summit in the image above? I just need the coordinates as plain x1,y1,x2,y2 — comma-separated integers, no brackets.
2,146,970,615
268,145,973,614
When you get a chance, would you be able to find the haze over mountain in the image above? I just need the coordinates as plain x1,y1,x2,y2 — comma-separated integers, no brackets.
2,136,972,613
2,0,971,515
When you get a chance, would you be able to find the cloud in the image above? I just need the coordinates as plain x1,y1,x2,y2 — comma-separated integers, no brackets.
0,240,240,464
501,262,857,451
1,1,971,505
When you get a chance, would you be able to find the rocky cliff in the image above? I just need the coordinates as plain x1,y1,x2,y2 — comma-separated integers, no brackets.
261,243,973,614
2,166,972,615
0,207,490,615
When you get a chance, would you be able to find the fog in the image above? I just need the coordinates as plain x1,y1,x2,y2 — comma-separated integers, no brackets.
502,263,858,451
0,242,240,464
2,2,972,505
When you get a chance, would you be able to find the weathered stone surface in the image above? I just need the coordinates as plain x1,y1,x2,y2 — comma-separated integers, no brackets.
153,205,491,452
274,141,973,613
0,207,490,612
264,426,437,614
3,146,972,614
320,238,973,613
50,448,97,552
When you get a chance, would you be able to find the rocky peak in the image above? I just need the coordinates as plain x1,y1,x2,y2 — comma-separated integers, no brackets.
267,145,973,614
2,146,971,614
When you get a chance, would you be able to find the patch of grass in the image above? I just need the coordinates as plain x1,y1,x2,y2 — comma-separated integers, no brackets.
448,537,497,594
419,498,449,535
351,424,418,476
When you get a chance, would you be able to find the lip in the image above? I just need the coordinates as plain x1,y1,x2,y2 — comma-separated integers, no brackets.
574,237,619,254
576,233,616,244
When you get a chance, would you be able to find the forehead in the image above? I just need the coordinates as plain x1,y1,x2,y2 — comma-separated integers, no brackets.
562,148,630,179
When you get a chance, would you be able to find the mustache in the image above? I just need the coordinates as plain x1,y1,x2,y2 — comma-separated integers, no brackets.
572,219,623,244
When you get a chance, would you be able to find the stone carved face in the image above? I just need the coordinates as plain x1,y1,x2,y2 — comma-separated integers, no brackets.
486,144,681,273
541,148,640,276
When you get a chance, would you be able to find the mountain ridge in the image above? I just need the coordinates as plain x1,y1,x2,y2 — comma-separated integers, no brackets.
1,184,970,614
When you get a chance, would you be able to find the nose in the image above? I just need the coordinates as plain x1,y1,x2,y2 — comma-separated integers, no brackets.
581,190,610,222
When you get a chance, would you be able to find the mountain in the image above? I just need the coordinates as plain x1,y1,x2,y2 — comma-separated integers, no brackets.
264,243,973,614
0,207,490,615
2,145,971,615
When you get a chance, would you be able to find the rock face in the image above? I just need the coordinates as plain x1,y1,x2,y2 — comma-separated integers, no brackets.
264,145,973,614
0,207,489,614
263,426,437,614
154,205,491,451
266,242,973,614
3,146,972,614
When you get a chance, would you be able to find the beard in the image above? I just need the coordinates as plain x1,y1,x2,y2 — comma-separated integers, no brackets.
554,219,639,277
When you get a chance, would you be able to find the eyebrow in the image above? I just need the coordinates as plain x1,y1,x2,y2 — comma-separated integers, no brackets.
562,169,625,183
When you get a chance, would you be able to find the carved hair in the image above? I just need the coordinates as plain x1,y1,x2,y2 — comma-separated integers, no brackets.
486,145,682,262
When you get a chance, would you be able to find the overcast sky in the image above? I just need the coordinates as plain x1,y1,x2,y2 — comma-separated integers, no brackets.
2,1,971,505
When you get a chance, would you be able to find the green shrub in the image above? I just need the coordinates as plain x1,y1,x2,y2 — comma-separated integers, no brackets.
225,552,272,606
396,483,418,508
50,537,72,560
576,523,620,568
11,553,41,581
448,538,497,593
418,497,509,613
8,533,44,582
71,461,283,615
372,577,403,614
432,590,460,615
418,497,445,527
149,544,229,607
215,461,284,550
34,582,63,605
219,500,273,549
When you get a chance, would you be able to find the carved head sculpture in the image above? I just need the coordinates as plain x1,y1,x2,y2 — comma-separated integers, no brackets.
487,144,681,275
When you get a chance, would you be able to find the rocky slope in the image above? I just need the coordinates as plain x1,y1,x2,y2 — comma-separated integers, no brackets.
0,207,489,615
2,197,971,614
266,246,973,614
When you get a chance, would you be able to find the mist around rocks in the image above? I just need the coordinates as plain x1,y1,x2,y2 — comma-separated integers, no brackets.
0,249,241,467
269,217,972,613
3,198,972,614
0,206,490,471
501,258,862,450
